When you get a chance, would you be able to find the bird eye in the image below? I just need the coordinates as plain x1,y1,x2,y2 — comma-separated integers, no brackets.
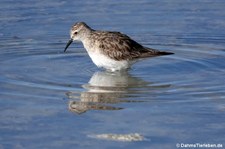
74,32,78,35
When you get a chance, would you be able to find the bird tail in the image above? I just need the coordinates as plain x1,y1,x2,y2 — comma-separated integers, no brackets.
139,47,174,58
157,51,174,56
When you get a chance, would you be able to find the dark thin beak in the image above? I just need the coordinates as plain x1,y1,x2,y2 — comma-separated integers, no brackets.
64,39,73,52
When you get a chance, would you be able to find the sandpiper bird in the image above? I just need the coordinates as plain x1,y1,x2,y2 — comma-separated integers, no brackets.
64,22,173,71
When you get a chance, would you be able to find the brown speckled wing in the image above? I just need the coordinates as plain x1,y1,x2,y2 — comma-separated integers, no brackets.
93,31,168,61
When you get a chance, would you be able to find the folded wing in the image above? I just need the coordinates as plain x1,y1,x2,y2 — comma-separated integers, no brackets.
95,31,173,61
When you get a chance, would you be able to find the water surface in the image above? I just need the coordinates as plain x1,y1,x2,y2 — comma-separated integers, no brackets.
0,0,225,149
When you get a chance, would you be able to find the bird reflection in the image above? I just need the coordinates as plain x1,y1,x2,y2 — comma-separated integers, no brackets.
67,71,149,114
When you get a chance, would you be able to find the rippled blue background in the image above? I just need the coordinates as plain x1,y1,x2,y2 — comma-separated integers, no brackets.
1,0,225,149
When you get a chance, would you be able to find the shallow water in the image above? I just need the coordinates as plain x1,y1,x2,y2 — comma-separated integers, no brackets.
1,0,225,149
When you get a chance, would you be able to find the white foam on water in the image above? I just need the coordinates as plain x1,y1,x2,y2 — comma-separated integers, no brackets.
88,133,146,142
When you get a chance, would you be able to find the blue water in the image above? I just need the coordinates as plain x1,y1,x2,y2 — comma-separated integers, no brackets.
1,0,225,149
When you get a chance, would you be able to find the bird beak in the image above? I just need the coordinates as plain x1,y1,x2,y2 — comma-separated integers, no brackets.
64,39,73,52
